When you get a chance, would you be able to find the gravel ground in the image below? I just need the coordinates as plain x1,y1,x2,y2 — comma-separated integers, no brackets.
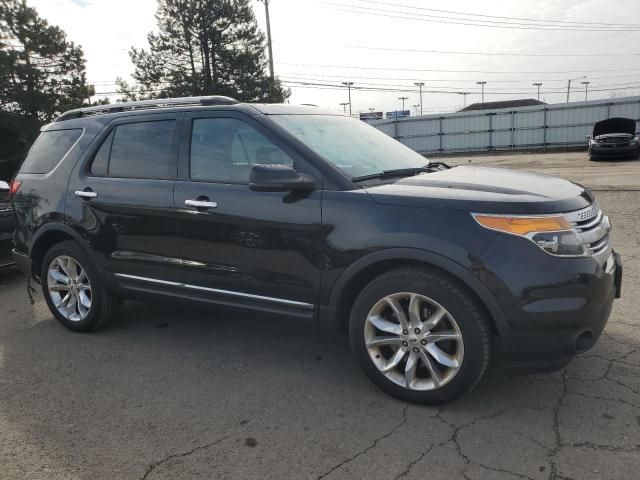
0,155,638,480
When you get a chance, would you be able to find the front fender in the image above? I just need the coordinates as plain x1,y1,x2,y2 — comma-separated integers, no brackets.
321,247,509,343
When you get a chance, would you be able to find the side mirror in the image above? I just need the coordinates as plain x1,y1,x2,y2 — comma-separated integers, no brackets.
249,164,315,192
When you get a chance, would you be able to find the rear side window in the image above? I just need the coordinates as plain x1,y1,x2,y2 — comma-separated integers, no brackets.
90,130,113,177
90,120,176,179
20,129,82,174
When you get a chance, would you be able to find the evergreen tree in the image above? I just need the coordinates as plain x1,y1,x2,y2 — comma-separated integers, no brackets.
0,0,91,123
123,0,289,103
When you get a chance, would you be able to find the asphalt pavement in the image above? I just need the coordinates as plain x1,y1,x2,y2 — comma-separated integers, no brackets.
0,153,639,480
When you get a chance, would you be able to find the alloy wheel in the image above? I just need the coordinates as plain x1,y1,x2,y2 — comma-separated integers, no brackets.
47,255,92,322
364,292,464,391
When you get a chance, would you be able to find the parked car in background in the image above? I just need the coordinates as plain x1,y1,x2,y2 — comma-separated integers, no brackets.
0,112,40,182
588,117,640,161
0,180,16,267
10,97,621,404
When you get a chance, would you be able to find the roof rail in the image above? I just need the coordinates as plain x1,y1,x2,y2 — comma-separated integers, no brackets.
55,95,239,122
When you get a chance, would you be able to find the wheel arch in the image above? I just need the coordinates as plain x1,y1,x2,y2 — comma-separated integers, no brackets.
29,223,86,280
321,248,508,343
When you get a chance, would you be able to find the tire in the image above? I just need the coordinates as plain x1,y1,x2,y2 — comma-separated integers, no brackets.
41,240,120,332
349,266,491,405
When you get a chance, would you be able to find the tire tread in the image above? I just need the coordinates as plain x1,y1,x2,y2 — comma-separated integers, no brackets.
349,265,492,403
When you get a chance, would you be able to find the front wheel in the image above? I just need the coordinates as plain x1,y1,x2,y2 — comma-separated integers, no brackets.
349,267,491,404
41,241,120,332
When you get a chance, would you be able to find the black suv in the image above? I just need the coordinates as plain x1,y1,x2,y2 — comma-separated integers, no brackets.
11,96,622,404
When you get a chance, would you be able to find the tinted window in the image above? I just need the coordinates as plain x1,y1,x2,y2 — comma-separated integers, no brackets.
108,121,175,179
190,118,293,183
90,130,113,177
20,129,82,174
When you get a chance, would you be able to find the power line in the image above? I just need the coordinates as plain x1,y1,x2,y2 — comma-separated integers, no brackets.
278,62,640,75
348,45,640,57
88,76,640,94
317,2,640,32
276,72,640,84
280,74,640,91
270,80,640,96
337,0,640,28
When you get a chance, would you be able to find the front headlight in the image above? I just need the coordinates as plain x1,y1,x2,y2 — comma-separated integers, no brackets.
473,214,588,257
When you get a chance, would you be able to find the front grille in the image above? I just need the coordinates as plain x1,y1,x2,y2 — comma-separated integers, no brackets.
573,202,599,222
599,137,631,144
566,203,611,257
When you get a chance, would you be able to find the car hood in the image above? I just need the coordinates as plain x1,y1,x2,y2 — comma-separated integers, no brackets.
362,166,594,214
593,117,636,137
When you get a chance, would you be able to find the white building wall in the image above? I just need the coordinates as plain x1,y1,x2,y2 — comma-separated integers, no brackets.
371,96,640,154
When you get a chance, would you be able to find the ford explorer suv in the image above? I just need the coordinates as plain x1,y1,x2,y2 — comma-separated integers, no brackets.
10,96,622,404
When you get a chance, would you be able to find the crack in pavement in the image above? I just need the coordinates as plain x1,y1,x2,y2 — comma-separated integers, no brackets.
583,353,640,369
567,390,640,410
434,407,538,480
571,349,640,398
141,434,233,480
393,438,450,479
561,441,639,453
602,332,639,349
547,369,568,480
315,405,409,480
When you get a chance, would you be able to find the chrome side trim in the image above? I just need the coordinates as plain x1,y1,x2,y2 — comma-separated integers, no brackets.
114,273,314,309
115,273,181,287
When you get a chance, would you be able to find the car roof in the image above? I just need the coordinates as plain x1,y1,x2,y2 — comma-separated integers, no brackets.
47,96,342,131
249,104,340,116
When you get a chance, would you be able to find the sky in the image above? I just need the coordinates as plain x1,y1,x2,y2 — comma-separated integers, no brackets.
27,0,640,115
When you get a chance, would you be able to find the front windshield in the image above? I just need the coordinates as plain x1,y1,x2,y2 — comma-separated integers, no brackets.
270,115,427,179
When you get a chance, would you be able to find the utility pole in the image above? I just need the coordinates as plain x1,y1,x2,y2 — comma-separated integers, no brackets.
342,82,354,116
398,96,409,111
566,76,586,103
339,102,349,114
581,81,590,101
533,82,542,101
261,0,275,84
413,104,420,116
457,92,470,108
476,81,487,103
414,82,424,115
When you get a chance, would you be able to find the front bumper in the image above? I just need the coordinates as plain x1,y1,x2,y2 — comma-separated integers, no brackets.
590,144,639,158
480,236,620,373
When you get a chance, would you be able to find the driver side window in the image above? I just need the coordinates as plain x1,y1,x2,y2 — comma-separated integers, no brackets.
190,118,293,184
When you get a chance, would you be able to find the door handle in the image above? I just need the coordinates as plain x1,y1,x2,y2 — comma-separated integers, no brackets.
75,190,98,199
185,199,218,209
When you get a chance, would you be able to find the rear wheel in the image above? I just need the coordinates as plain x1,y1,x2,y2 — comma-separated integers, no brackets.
349,267,491,404
41,241,120,332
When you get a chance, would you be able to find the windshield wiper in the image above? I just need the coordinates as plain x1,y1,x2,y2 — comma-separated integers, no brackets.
351,162,450,183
